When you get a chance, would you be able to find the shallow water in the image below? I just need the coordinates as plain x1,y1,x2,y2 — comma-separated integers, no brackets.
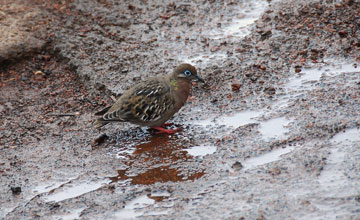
242,146,295,170
44,179,111,202
184,144,217,157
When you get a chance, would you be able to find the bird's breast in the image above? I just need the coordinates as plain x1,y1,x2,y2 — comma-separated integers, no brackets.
173,79,191,108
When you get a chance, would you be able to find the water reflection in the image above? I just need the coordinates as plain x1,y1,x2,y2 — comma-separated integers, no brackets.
110,134,205,185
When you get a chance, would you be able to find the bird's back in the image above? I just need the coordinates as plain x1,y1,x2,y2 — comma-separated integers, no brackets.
95,75,180,127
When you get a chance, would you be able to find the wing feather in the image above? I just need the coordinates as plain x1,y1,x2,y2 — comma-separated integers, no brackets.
101,79,174,123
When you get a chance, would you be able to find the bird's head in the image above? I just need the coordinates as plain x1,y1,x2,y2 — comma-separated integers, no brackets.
172,63,205,83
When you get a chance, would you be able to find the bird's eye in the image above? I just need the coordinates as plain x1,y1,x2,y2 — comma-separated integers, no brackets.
184,70,192,76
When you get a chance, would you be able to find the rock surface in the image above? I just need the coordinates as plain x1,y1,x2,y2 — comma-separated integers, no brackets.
1,0,359,219
0,0,48,63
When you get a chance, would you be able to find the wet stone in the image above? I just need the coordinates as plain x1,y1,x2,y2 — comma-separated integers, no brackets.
231,161,243,171
10,186,21,195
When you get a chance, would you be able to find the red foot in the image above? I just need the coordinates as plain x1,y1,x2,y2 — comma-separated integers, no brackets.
150,126,181,134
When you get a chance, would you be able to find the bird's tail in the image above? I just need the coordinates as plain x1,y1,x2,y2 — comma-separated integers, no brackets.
93,118,109,128
93,106,112,128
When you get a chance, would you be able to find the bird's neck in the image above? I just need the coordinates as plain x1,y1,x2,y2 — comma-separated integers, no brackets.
171,78,191,105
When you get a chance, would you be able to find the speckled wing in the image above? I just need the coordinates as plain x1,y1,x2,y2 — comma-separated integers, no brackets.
102,79,175,125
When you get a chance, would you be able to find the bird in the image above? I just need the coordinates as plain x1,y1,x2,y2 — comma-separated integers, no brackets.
94,63,204,134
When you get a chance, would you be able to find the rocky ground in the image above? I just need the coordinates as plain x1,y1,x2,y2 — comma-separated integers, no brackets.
1,0,360,219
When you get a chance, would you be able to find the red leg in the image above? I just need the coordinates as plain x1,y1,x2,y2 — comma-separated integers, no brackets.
150,126,181,134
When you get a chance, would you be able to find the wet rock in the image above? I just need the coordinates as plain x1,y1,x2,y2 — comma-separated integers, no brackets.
49,203,60,210
210,98,218,104
231,83,242,92
92,133,109,147
10,186,21,195
355,195,360,203
294,66,302,73
263,87,276,95
269,167,281,176
231,161,243,171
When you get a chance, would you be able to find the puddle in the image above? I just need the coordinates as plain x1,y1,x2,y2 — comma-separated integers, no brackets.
180,53,227,67
44,179,111,202
114,148,136,159
115,195,170,219
286,61,359,92
258,117,292,139
323,61,359,77
33,177,77,194
318,147,347,189
112,135,191,161
208,0,268,39
330,127,360,144
209,18,257,40
215,111,261,128
110,166,204,185
269,60,359,112
184,145,217,157
131,135,185,157
242,146,295,170
109,134,206,185
194,111,291,140
286,67,325,92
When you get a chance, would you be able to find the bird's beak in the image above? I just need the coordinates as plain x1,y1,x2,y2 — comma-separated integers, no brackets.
196,74,205,83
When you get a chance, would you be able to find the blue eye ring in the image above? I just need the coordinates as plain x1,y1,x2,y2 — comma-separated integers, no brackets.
184,70,192,76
